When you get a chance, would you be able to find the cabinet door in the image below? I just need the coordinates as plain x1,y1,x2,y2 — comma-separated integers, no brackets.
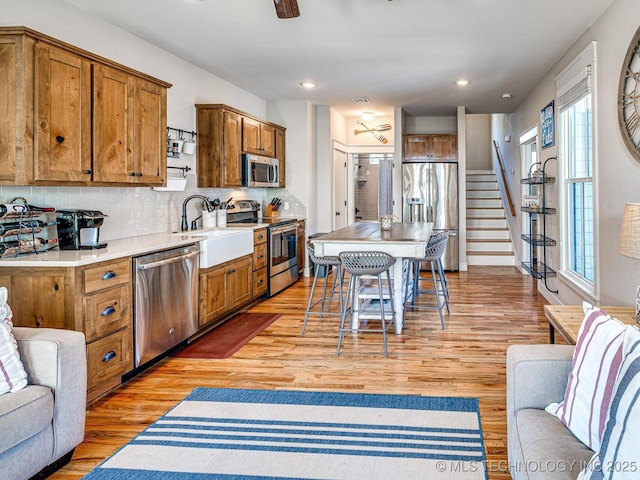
133,78,166,184
35,43,92,182
243,118,275,156
199,265,229,327
241,116,261,154
92,63,135,183
0,274,68,329
229,256,252,308
259,122,275,157
403,135,432,160
431,134,457,160
0,36,21,183
222,110,243,187
275,127,286,187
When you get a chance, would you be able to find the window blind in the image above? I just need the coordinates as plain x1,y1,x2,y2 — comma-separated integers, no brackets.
558,66,592,112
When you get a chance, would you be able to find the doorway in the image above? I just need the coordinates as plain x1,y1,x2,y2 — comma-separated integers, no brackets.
331,142,394,230
353,153,393,221
333,147,348,230
520,126,538,268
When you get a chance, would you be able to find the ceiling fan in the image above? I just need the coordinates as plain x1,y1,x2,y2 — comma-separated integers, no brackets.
273,0,300,19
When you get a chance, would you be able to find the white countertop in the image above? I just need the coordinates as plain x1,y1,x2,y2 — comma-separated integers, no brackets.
0,232,202,267
0,221,302,268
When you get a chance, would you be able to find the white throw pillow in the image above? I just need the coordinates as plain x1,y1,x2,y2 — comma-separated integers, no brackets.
0,286,28,395
578,325,640,479
546,303,626,451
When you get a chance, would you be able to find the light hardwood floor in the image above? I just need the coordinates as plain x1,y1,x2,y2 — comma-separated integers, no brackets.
50,266,560,480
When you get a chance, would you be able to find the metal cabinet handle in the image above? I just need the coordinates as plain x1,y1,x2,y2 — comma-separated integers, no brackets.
101,305,116,316
102,351,116,362
257,254,264,259
257,234,264,240
257,278,263,284
101,271,116,280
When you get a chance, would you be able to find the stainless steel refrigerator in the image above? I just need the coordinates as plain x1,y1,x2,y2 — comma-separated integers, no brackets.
402,161,459,270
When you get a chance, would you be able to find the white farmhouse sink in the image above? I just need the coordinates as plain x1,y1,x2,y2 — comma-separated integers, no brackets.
172,228,253,268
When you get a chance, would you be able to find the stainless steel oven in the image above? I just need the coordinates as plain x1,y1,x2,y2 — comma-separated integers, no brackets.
268,221,298,296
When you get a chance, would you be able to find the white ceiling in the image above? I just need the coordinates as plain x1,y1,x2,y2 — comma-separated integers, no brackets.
58,0,614,118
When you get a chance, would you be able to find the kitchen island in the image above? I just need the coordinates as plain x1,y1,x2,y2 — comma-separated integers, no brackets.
311,221,433,334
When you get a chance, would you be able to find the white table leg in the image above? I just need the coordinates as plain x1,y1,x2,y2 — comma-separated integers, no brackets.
392,259,405,334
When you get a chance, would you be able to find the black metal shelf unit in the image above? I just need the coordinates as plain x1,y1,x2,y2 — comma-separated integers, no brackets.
520,157,558,293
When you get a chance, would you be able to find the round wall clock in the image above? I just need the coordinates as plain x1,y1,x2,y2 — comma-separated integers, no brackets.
619,26,640,163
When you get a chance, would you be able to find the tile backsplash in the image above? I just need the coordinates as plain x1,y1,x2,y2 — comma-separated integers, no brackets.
0,175,306,242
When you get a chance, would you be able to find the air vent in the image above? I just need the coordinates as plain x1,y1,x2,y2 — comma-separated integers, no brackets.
352,97,371,104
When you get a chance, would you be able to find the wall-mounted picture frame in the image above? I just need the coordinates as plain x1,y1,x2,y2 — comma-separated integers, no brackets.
541,101,555,149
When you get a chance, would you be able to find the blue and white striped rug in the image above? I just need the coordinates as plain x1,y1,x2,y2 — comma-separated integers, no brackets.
83,388,487,479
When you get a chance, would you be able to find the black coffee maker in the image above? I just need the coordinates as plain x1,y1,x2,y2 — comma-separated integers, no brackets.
56,210,108,250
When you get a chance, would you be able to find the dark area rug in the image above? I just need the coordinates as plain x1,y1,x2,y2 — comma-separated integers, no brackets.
173,312,281,359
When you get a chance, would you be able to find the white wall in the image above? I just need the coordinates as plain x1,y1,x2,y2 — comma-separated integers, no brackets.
465,115,492,171
404,116,458,134
492,0,640,306
1,0,272,241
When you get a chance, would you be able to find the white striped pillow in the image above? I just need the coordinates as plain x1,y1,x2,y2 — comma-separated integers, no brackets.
578,325,640,479
546,303,626,451
0,287,28,396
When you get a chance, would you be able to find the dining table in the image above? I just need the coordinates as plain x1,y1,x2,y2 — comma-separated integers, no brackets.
310,221,434,334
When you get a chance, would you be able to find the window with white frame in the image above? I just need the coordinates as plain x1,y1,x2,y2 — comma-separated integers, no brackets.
556,42,597,291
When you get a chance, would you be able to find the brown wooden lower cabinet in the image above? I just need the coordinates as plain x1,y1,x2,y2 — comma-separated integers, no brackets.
0,257,133,403
252,227,268,298
1,243,279,402
199,254,253,328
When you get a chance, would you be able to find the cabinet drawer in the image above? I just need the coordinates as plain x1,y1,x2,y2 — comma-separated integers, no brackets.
253,228,267,245
83,259,131,294
254,267,267,297
84,285,131,341
253,243,267,270
86,328,131,391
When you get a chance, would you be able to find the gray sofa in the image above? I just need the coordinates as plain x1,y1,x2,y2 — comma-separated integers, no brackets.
507,344,595,480
0,327,87,480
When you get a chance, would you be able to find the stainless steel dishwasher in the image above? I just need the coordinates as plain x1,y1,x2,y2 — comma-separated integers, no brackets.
133,244,199,368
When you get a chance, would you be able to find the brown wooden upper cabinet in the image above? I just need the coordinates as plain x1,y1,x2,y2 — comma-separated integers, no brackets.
403,134,457,161
274,126,286,188
0,27,171,186
196,104,286,188
242,117,275,157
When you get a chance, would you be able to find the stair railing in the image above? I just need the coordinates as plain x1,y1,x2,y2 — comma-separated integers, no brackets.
492,140,516,217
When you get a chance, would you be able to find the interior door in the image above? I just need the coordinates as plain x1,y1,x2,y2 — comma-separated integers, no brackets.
333,148,348,230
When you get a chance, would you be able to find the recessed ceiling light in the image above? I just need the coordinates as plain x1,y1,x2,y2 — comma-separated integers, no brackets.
502,93,513,99
300,82,317,89
455,79,470,87
361,112,375,122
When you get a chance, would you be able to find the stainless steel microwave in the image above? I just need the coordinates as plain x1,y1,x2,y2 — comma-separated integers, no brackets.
242,154,280,187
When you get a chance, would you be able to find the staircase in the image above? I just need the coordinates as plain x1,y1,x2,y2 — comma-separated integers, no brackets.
466,170,516,266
